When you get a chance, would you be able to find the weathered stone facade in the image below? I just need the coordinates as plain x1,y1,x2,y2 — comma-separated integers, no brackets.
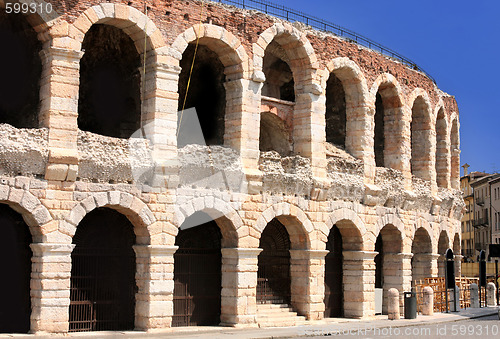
0,0,463,334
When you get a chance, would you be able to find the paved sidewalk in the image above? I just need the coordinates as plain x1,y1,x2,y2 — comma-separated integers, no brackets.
2,307,498,338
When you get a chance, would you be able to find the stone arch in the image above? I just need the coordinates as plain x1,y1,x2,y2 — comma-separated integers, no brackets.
322,208,366,251
0,184,53,242
172,23,250,147
171,23,249,78
62,192,156,245
369,73,407,172
70,3,165,54
435,102,450,188
409,218,435,252
373,213,405,242
408,89,433,181
437,229,450,277
174,197,243,248
255,203,313,250
254,23,323,176
411,224,434,282
324,58,370,160
450,114,460,189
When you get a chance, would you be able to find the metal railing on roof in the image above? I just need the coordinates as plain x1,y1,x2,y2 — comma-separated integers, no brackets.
214,0,436,84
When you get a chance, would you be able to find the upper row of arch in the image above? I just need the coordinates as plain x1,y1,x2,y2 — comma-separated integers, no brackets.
12,2,457,124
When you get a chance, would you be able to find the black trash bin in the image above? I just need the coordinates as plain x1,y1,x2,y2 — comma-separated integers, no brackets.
404,291,417,319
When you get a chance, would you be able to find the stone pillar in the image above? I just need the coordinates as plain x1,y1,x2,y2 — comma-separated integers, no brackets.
437,254,445,278
220,248,261,327
454,255,463,278
140,58,180,189
133,245,177,331
470,283,479,308
30,243,74,334
382,253,412,314
289,249,329,320
343,250,377,318
39,47,82,181
141,59,179,161
487,282,497,306
387,288,400,320
293,88,327,181
422,286,434,315
345,105,375,182
412,253,439,282
224,78,263,193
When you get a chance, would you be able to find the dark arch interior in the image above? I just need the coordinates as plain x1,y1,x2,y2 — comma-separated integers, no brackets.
0,204,32,333
324,225,343,318
173,212,222,327
78,24,141,139
262,43,295,102
374,234,383,289
0,11,41,128
178,44,226,147
325,73,346,147
70,208,136,332
258,218,291,304
374,93,385,167
259,112,291,156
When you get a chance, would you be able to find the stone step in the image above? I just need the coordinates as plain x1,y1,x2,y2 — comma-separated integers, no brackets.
256,303,307,328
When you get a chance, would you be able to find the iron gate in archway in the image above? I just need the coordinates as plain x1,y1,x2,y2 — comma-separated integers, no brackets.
0,204,32,333
324,225,343,317
69,208,136,332
257,218,291,304
173,218,222,327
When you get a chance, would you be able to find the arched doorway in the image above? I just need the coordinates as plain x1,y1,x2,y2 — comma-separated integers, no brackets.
0,204,32,333
257,218,291,305
0,11,41,128
411,227,433,284
324,225,343,317
69,208,137,332
173,212,222,327
78,24,141,138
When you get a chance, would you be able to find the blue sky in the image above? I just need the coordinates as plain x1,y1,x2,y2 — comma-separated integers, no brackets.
271,0,500,175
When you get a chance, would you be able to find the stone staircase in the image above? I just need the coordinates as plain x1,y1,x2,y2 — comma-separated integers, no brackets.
256,303,307,327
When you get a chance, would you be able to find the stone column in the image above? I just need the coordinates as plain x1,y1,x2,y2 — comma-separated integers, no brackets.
289,249,329,320
133,245,177,331
30,243,74,334
437,254,445,278
220,248,262,327
343,250,377,318
140,58,180,189
224,78,263,193
412,253,439,282
39,47,82,182
383,253,413,314
345,105,375,182
454,255,463,278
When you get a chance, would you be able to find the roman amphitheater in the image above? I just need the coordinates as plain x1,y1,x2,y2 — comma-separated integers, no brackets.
0,0,464,334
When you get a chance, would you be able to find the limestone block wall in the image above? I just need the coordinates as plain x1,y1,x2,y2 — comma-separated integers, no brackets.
0,0,464,334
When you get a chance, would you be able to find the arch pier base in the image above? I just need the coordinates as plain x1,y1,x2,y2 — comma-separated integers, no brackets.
133,245,178,331
220,248,262,327
290,250,329,320
30,243,75,334
382,253,413,314
343,251,377,318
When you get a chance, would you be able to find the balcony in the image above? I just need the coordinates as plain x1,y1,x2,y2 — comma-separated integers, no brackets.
475,242,487,251
473,217,488,228
476,196,485,206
